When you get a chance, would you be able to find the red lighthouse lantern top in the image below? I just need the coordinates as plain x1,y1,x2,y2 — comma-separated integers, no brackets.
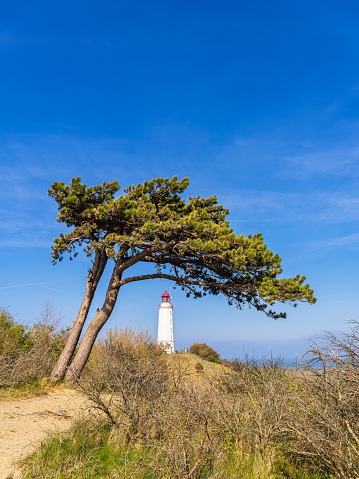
161,290,171,302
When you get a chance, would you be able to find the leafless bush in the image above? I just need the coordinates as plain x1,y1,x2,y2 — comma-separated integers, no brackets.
217,357,293,476
0,302,69,386
77,329,297,478
283,324,359,478
77,327,169,442
150,379,222,479
216,329,359,478
77,329,224,478
75,325,359,478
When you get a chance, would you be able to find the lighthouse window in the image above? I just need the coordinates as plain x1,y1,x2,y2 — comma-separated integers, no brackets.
162,297,170,302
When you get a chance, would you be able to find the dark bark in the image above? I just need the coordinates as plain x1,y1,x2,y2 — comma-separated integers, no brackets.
64,245,169,381
64,259,123,382
50,251,108,381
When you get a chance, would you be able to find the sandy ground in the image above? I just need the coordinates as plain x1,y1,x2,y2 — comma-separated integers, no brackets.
0,389,89,479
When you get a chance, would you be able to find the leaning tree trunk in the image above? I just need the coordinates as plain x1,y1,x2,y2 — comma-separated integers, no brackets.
64,262,123,382
50,251,108,381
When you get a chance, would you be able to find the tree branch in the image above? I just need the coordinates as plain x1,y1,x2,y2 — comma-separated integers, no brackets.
117,241,177,274
118,273,234,290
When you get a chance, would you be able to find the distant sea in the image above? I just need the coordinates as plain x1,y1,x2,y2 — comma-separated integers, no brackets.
283,357,301,368
225,357,306,368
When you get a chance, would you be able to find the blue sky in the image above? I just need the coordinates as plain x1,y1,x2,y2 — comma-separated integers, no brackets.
1,0,359,359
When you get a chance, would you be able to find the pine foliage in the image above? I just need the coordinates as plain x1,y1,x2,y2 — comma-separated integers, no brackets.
49,176,316,320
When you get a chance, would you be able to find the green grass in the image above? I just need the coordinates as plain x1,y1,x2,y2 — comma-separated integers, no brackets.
0,377,64,401
22,418,327,479
22,419,157,479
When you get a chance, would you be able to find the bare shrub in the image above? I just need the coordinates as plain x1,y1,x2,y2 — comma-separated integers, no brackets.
0,302,69,386
150,378,222,478
73,325,359,478
77,327,169,442
218,357,293,476
284,324,359,478
25,320,351,478
77,329,224,477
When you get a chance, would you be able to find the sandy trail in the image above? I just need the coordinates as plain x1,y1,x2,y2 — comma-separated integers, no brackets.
0,389,89,479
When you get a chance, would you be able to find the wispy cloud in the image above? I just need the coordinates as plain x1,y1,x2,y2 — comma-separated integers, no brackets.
0,281,58,290
0,208,59,249
0,134,146,249
0,239,53,248
281,146,359,178
297,233,359,257
224,190,359,225
0,134,143,186
1,131,359,253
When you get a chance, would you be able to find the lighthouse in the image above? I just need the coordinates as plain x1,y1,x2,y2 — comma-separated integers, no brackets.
157,291,174,354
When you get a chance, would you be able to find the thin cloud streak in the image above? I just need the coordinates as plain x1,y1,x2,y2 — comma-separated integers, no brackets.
282,147,359,178
224,190,359,225
39,285,66,294
297,233,359,257
0,281,57,290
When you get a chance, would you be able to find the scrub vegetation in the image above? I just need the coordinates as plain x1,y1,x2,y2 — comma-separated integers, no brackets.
189,342,221,363
20,323,359,479
0,303,69,391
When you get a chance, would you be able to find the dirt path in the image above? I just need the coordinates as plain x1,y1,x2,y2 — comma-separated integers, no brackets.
0,388,89,479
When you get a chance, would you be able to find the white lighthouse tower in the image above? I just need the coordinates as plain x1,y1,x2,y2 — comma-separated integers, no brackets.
157,291,174,354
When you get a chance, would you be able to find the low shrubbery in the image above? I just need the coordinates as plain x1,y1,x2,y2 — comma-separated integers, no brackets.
20,322,359,478
189,342,221,363
0,303,69,387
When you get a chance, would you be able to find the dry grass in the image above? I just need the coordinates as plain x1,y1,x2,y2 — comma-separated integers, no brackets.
0,302,70,389
0,378,67,402
64,330,316,478
23,323,359,478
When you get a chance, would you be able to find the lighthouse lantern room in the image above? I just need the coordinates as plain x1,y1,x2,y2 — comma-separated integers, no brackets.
157,291,174,354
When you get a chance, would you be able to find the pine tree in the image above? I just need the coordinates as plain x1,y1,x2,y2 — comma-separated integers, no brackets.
49,176,316,381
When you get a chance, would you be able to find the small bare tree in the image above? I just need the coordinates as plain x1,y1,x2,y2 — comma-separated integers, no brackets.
284,324,359,478
76,328,224,478
150,379,222,479
217,357,293,476
76,328,169,443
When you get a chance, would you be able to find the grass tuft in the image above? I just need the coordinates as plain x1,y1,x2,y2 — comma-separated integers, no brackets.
0,377,66,402
22,417,325,478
